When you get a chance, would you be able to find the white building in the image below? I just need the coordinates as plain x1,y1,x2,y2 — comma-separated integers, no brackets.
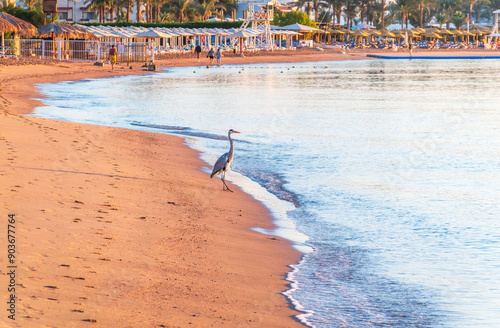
14,0,142,23
55,0,96,22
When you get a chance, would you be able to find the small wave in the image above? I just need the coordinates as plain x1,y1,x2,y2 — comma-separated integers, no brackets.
130,123,192,131
241,169,300,207
284,254,317,328
130,123,252,142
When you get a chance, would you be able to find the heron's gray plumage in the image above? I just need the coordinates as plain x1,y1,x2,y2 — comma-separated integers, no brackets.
210,129,240,191
211,153,229,178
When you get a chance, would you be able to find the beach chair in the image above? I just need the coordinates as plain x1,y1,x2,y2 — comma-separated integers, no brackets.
0,46,19,60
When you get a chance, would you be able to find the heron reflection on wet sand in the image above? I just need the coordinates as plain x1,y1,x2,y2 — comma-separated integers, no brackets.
210,129,241,192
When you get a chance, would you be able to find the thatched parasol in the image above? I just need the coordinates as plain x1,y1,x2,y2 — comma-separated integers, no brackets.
38,22,97,40
0,12,38,55
0,12,37,36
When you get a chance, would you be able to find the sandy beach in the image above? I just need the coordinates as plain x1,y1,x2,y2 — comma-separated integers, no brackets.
1,47,499,327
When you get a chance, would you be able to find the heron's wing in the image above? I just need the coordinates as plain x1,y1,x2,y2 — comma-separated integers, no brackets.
211,152,228,178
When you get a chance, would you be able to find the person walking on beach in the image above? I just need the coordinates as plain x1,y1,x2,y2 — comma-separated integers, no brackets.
409,42,413,58
195,44,202,62
109,45,117,69
216,48,222,65
207,47,215,63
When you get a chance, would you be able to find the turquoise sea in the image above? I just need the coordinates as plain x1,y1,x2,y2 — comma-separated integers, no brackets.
33,59,500,327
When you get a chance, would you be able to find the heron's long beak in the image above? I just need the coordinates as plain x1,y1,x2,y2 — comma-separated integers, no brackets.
233,131,241,134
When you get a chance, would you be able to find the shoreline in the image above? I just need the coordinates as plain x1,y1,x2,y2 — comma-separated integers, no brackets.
2,47,499,326
1,59,307,327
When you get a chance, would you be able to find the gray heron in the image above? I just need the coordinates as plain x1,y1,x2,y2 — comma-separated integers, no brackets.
210,129,241,192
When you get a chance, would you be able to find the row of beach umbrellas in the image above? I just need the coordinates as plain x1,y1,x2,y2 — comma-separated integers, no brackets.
0,13,97,44
328,26,493,42
78,24,304,40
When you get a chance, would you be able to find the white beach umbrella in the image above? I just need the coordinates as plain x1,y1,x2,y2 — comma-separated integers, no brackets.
227,30,257,38
133,30,172,38
275,23,322,32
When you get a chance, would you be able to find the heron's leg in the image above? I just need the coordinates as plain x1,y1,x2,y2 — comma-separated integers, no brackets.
222,171,233,192
221,171,226,190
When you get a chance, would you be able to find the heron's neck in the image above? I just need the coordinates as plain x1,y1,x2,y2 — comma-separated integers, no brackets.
228,134,235,158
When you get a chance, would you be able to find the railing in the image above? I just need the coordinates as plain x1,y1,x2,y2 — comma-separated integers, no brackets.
8,39,151,63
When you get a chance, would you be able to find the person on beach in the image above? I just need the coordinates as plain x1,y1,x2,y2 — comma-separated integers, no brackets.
109,45,117,69
216,48,222,65
195,44,202,62
207,48,215,63
409,42,413,58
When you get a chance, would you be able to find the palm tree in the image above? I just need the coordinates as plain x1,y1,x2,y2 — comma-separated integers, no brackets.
450,10,467,28
435,12,447,27
472,0,489,23
87,0,110,23
415,0,436,27
312,0,326,21
324,0,345,26
168,0,194,22
465,0,479,22
380,0,387,28
194,0,221,21
293,0,313,18
391,0,416,28
344,0,359,28
121,0,132,22
440,0,462,28
23,0,37,10
136,0,143,22
359,0,377,24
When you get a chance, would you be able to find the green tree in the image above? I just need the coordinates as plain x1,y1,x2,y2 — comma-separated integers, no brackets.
440,0,462,28
435,12,447,26
472,0,489,23
343,0,359,28
380,0,387,28
1,4,44,27
450,10,466,27
273,10,317,27
415,0,436,27
194,0,222,21
324,0,345,26
87,0,110,23
390,0,417,28
167,0,194,22
293,0,313,18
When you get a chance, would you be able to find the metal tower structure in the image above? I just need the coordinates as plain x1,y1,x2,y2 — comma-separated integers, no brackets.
240,3,274,50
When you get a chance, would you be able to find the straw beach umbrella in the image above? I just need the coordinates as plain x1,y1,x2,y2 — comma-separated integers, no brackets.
380,30,396,38
439,28,454,42
0,12,37,36
380,30,396,43
423,32,443,42
349,29,370,45
38,22,97,40
0,12,38,54
38,22,97,60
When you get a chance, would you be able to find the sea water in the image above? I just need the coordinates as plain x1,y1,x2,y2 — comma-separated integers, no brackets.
33,59,500,327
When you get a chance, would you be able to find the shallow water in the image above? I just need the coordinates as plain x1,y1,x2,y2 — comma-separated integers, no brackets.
33,59,500,327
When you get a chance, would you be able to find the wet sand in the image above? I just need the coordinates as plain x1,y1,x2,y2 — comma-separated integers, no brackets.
0,61,304,327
